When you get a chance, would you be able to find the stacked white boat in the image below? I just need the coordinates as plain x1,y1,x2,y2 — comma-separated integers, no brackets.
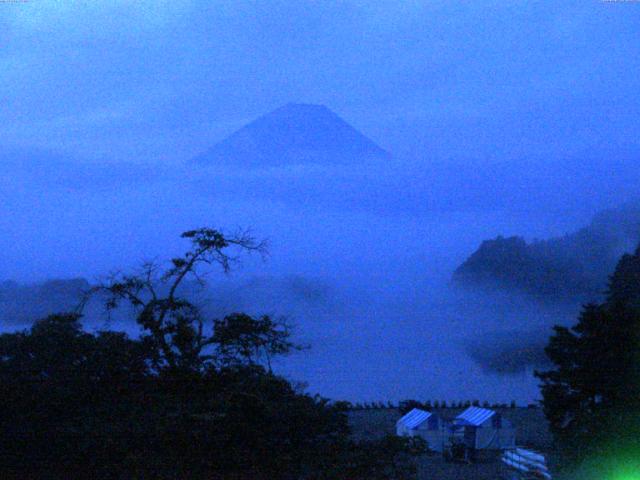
501,448,551,479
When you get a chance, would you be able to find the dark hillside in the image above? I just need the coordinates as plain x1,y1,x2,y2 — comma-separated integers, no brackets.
453,203,640,301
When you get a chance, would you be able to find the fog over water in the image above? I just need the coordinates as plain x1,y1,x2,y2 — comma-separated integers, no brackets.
2,155,629,404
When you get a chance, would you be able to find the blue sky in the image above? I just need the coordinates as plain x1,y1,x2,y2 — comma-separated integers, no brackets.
2,0,639,164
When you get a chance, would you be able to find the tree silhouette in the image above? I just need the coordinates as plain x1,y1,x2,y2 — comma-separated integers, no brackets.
89,227,268,371
536,245,640,473
0,228,424,479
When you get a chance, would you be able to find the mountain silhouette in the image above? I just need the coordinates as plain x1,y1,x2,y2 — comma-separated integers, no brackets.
193,103,389,168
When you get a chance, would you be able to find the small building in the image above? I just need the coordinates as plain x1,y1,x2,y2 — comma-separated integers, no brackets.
452,406,516,451
396,408,446,452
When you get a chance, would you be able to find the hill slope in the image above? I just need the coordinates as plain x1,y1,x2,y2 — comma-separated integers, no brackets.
453,204,640,300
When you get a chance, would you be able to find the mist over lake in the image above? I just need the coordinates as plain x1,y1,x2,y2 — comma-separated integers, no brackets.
1,147,618,404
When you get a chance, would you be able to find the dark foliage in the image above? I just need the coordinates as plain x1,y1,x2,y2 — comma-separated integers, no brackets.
0,228,423,479
536,245,640,472
0,314,358,479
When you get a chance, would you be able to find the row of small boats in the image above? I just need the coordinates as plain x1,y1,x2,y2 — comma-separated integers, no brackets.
501,448,551,479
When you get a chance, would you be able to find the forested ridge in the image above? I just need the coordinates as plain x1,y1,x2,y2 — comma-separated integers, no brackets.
454,204,640,300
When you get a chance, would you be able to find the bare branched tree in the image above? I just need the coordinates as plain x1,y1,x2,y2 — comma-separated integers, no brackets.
86,228,269,371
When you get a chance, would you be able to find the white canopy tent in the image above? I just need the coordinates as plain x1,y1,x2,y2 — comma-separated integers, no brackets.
396,408,446,452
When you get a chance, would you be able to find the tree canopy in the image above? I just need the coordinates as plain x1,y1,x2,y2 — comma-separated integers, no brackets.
0,227,423,479
536,245,640,476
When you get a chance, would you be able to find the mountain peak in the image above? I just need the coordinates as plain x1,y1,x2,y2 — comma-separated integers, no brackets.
194,104,389,168
278,102,332,112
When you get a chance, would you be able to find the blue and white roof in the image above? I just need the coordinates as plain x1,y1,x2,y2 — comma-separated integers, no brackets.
397,408,432,429
455,406,495,426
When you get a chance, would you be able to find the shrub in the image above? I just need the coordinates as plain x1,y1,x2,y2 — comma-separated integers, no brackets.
333,400,353,411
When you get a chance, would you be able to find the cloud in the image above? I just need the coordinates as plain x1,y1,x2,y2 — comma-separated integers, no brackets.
466,329,554,375
7,0,193,37
0,1,638,163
